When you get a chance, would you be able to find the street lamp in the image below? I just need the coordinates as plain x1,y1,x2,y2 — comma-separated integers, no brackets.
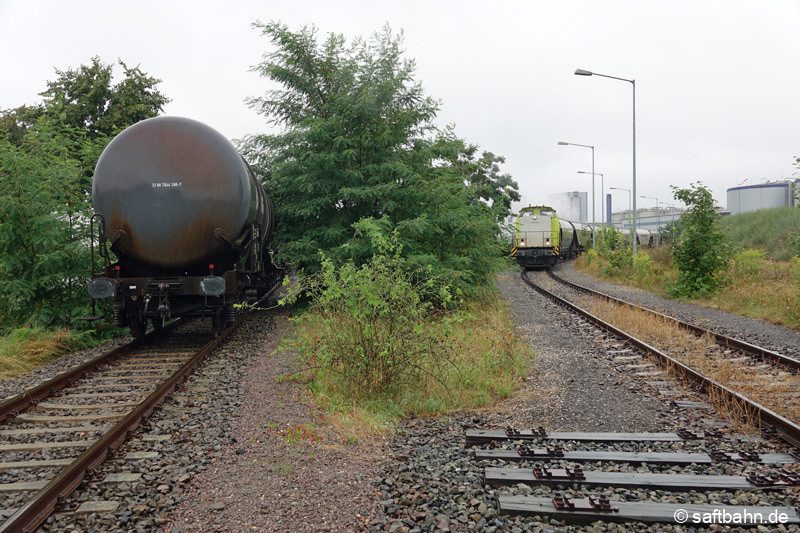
558,141,595,248
575,68,637,256
640,195,659,232
578,171,604,233
610,187,631,230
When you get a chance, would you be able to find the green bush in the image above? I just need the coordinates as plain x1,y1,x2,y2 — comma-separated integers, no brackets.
669,183,731,298
296,256,437,398
281,228,527,423
282,225,454,398
633,252,653,280
732,249,765,278
603,245,633,277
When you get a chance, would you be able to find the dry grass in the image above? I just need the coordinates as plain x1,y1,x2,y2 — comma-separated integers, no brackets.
583,297,800,431
0,327,87,380
699,258,800,329
576,248,800,332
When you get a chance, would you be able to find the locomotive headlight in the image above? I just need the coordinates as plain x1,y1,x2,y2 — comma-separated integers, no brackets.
545,238,551,245
201,276,226,296
88,278,119,298
520,239,525,246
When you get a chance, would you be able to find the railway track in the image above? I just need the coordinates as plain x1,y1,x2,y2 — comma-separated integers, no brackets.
454,271,800,527
520,269,800,449
0,297,265,532
547,268,800,372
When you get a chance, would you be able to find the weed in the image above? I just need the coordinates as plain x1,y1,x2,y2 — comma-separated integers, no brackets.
283,284,529,432
256,422,322,445
0,327,93,380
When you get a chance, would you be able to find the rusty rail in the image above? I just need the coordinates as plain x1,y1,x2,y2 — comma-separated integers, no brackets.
0,285,280,533
521,270,800,449
547,269,800,372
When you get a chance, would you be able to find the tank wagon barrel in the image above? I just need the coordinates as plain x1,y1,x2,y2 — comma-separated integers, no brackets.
88,116,280,337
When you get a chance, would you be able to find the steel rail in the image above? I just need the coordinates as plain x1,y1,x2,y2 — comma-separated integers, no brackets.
547,268,800,372
0,284,281,533
0,319,183,424
521,270,800,449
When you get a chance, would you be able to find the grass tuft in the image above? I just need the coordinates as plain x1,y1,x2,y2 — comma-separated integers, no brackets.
0,327,91,380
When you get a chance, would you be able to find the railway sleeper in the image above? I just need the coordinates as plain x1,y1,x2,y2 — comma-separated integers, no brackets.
484,466,799,491
497,494,800,526
475,448,798,465
464,427,735,447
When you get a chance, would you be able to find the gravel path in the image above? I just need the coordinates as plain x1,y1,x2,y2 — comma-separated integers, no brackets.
164,313,385,532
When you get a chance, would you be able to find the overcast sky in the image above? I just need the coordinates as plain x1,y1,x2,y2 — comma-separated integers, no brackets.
2,0,798,219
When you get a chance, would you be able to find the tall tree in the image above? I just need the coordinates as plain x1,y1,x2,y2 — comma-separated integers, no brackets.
0,58,169,330
0,126,93,328
669,182,730,297
243,22,517,293
39,56,170,139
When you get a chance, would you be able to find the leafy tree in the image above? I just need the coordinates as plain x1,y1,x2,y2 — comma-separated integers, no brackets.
0,126,93,329
457,147,521,222
669,182,730,297
0,105,38,145
0,58,169,331
242,22,516,295
38,56,170,140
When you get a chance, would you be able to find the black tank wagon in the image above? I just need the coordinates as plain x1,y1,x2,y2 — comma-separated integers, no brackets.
88,116,280,337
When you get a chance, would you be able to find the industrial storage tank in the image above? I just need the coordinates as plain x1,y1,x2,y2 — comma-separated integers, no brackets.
726,181,797,215
92,116,274,273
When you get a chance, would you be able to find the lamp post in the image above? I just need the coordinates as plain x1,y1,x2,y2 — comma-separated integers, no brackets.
578,171,604,235
662,202,676,236
610,187,631,231
575,68,636,256
641,195,659,232
558,141,595,248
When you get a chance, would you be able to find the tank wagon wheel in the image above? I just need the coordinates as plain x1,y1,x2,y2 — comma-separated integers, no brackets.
211,304,239,337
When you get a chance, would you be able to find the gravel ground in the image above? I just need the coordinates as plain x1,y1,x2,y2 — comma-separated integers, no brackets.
164,313,385,532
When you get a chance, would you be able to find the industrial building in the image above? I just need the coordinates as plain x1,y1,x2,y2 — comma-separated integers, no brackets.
549,191,588,223
727,180,798,215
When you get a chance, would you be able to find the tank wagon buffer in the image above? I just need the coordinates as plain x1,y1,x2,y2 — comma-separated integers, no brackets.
88,116,281,337
512,206,593,269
